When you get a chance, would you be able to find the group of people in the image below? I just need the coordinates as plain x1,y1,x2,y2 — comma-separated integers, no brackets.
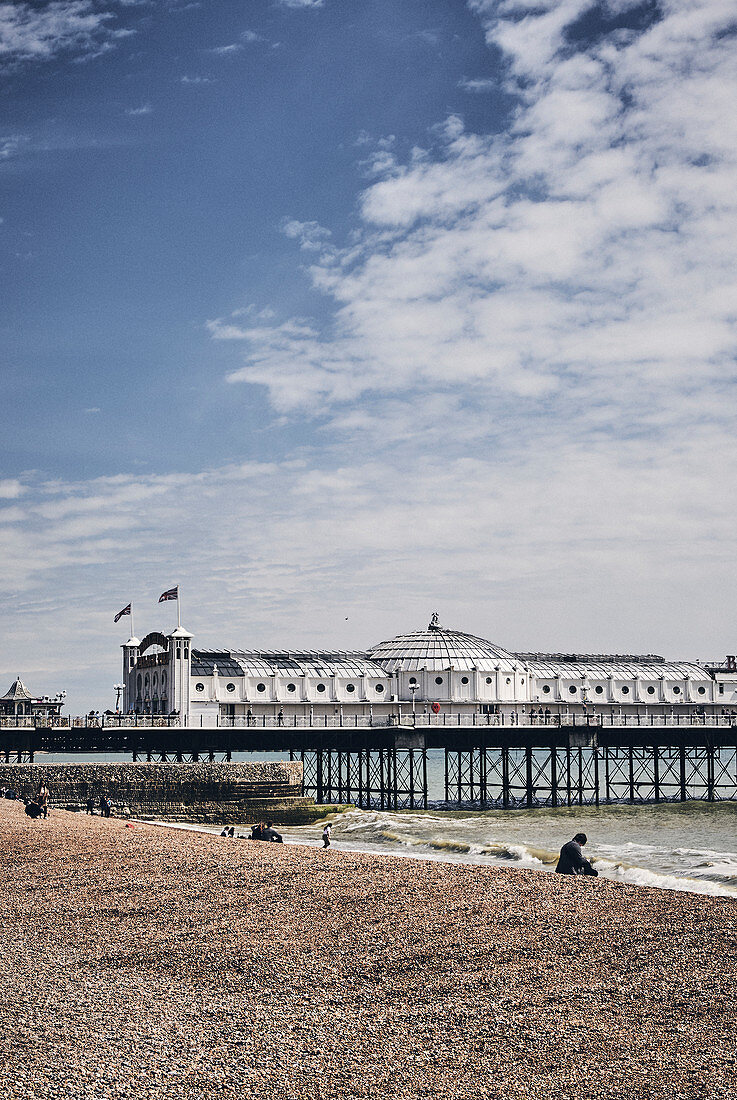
217,819,334,848
218,820,284,842
86,795,113,817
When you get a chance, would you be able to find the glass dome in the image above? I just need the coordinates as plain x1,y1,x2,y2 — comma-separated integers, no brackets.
368,614,520,673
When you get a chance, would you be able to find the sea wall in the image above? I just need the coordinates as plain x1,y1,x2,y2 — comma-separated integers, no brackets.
0,761,319,824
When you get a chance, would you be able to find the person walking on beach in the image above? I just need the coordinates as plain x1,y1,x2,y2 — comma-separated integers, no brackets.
37,784,50,818
555,832,598,876
322,823,332,849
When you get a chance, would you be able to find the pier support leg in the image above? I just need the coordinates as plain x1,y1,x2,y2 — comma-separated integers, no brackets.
502,747,510,810
525,746,534,808
422,749,428,811
707,744,715,802
550,747,558,808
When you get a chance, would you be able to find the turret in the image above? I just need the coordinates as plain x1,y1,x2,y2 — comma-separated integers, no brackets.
121,635,141,713
168,625,193,724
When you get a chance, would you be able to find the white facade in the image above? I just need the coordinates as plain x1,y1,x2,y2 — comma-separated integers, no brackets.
122,615,732,724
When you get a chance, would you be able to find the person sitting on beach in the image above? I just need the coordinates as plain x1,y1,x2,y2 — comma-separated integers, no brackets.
262,821,283,843
249,821,266,841
555,833,598,876
25,800,42,819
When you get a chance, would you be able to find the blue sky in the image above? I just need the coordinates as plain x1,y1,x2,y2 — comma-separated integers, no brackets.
1,0,736,712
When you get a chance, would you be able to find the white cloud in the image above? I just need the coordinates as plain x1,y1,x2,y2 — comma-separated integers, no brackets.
275,0,323,8
125,103,151,115
0,479,23,499
458,77,497,92
0,1,127,68
280,217,333,252
0,135,29,159
218,0,737,431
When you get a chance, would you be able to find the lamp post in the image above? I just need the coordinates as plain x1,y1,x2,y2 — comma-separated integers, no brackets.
409,683,419,725
114,683,124,713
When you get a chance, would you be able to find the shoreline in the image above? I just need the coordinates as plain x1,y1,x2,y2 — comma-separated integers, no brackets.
136,805,737,900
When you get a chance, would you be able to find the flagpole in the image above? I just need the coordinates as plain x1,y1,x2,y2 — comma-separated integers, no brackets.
131,603,135,640
177,587,181,629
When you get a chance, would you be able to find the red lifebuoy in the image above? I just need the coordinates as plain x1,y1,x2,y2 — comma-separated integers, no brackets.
431,702,441,715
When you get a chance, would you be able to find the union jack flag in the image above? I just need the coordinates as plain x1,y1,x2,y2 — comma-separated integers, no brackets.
158,586,178,603
114,603,131,623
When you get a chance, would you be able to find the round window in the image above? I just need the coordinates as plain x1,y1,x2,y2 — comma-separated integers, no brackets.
409,677,417,685
435,677,443,685
506,677,511,684
622,686,629,695
226,682,235,693
461,676,469,685
542,685,551,694
317,683,326,693
647,686,655,695
195,683,204,692
485,677,492,684
346,684,355,693
595,686,603,695
287,683,296,693
673,686,681,695
257,683,266,693
375,684,384,693
697,686,706,695
569,686,577,694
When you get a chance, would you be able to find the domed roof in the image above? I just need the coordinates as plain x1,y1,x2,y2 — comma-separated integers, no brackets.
368,613,520,673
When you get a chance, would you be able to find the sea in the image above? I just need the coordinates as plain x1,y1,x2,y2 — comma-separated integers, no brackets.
278,801,737,899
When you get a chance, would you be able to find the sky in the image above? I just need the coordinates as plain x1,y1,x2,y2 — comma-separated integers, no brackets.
1,0,736,713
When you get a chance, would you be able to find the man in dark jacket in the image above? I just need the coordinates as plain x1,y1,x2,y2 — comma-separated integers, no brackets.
555,832,598,876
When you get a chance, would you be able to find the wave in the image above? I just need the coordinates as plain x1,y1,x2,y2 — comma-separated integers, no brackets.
592,857,736,897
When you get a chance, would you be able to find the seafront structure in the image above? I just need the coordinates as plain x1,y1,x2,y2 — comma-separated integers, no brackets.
121,613,737,725
0,678,65,722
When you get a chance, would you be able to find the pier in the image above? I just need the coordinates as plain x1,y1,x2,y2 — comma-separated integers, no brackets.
1,714,735,811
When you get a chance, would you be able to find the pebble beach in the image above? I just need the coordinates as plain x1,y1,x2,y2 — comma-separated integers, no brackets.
1,799,735,1100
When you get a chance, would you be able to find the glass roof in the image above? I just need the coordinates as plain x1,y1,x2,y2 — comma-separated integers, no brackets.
368,622,518,672
192,650,387,679
525,658,711,681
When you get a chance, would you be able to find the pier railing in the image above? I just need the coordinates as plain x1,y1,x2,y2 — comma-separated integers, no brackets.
1,712,735,731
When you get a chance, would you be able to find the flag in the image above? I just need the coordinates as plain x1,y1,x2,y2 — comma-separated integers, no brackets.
114,603,131,623
159,586,178,603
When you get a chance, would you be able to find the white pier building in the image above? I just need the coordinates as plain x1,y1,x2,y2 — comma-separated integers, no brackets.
121,614,737,725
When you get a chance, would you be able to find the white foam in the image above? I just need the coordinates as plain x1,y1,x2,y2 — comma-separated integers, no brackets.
593,858,737,898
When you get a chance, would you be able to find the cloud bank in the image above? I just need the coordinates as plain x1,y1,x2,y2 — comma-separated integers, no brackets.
0,1,130,67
